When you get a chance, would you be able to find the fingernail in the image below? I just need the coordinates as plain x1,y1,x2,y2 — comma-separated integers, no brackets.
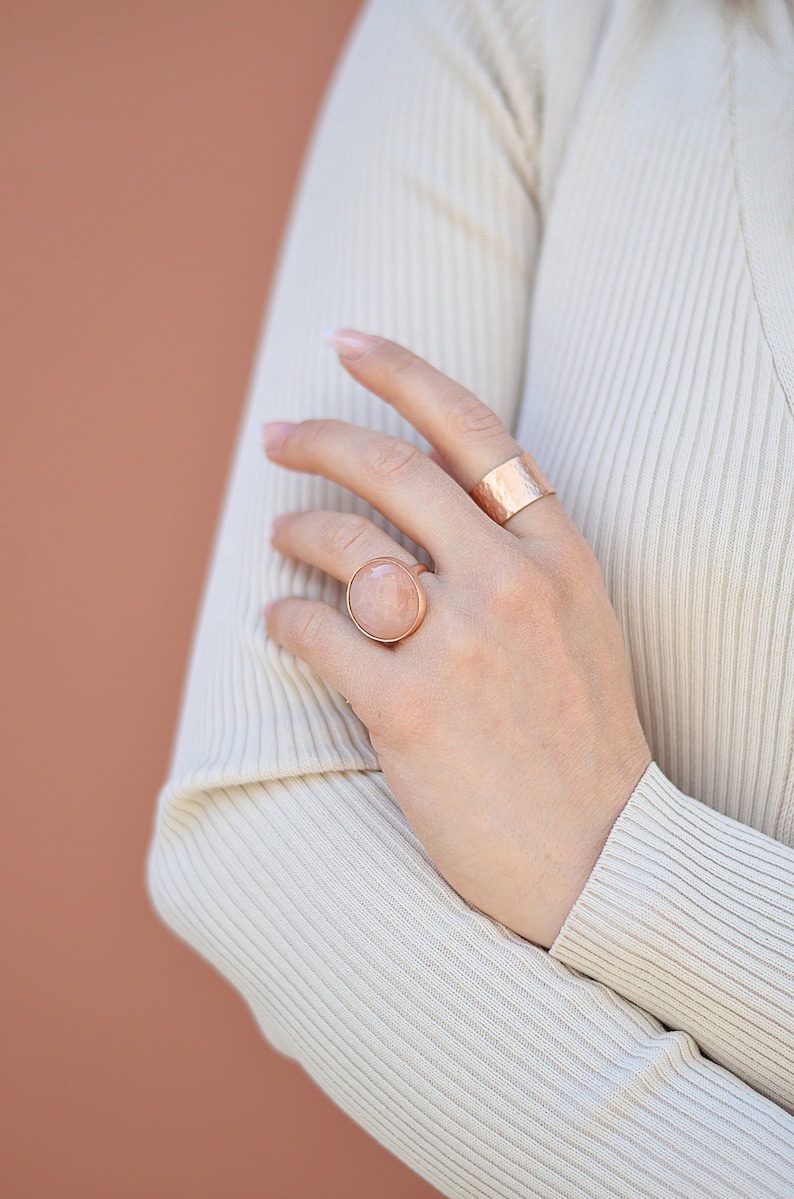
263,599,278,617
323,326,381,360
257,422,295,452
271,512,290,532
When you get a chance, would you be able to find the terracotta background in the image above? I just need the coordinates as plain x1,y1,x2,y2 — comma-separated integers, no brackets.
1,2,440,1195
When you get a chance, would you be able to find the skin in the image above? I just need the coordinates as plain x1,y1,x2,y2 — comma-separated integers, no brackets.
262,330,651,949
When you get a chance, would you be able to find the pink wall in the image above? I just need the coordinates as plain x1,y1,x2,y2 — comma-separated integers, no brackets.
1,3,439,1194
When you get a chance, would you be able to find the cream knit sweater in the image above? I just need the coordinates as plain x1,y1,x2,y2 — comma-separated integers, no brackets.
146,1,794,1193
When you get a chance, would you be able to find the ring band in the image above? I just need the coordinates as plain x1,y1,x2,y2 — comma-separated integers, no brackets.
469,452,555,525
346,556,429,644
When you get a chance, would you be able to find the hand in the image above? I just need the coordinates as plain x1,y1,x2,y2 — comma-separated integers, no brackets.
261,330,651,948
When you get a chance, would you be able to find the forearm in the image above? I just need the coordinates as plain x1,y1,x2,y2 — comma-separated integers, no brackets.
551,762,794,1111
148,767,794,1198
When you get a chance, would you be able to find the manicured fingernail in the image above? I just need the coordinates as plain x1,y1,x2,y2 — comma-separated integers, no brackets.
257,422,295,452
324,326,381,360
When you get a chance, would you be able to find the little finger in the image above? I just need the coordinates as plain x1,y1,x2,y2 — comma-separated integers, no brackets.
265,596,388,705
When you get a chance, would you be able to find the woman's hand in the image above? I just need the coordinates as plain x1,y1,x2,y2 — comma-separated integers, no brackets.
261,330,651,949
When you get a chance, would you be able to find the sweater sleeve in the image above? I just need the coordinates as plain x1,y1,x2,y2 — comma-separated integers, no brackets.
146,1,794,1194
550,762,794,1112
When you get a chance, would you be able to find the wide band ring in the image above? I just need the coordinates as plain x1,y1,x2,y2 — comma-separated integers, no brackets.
469,452,555,525
346,556,429,644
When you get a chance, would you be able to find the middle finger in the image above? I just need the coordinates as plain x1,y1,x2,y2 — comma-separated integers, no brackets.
262,419,499,569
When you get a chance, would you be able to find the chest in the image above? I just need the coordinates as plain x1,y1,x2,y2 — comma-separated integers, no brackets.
518,0,794,840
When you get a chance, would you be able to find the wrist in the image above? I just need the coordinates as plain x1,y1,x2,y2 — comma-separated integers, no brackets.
528,755,653,949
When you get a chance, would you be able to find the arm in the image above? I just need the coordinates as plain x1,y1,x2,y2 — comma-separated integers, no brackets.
550,762,794,1110
149,770,794,1198
147,0,794,1192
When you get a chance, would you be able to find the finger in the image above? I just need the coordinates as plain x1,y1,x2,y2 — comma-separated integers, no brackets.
265,596,387,705
272,510,425,584
262,419,497,568
325,328,563,540
428,447,455,478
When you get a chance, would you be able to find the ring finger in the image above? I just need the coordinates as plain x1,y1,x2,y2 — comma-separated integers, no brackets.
272,508,433,586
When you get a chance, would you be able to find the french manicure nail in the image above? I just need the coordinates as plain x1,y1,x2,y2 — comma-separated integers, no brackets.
258,422,295,452
323,326,381,360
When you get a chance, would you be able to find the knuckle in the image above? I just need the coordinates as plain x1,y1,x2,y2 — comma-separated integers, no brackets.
362,438,422,484
322,515,372,559
544,526,596,592
521,527,604,619
291,606,325,648
387,345,418,379
445,388,505,442
486,549,538,611
294,418,334,453
441,609,484,662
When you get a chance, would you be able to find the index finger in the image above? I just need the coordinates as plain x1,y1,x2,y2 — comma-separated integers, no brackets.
324,328,563,540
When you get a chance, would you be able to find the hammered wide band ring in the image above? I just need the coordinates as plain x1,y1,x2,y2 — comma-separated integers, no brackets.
469,452,555,525
346,556,429,644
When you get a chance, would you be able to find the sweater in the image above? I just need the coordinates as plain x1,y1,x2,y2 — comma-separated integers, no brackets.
146,1,794,1194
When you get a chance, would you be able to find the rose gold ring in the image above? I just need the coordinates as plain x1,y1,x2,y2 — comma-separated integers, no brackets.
346,556,429,644
468,452,555,525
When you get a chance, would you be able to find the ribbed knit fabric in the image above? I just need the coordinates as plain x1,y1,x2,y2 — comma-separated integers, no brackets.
146,1,794,1194
550,764,794,1108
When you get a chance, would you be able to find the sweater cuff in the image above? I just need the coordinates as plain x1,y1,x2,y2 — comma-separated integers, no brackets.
548,761,794,1109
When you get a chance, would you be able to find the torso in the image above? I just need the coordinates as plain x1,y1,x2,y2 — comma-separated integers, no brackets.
520,0,794,840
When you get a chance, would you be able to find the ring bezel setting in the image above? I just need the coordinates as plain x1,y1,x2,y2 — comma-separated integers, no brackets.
346,556,428,644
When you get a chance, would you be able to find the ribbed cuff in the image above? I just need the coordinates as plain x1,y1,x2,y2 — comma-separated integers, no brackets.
549,761,794,1111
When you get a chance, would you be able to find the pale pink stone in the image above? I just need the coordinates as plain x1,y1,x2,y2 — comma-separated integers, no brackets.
348,560,420,641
